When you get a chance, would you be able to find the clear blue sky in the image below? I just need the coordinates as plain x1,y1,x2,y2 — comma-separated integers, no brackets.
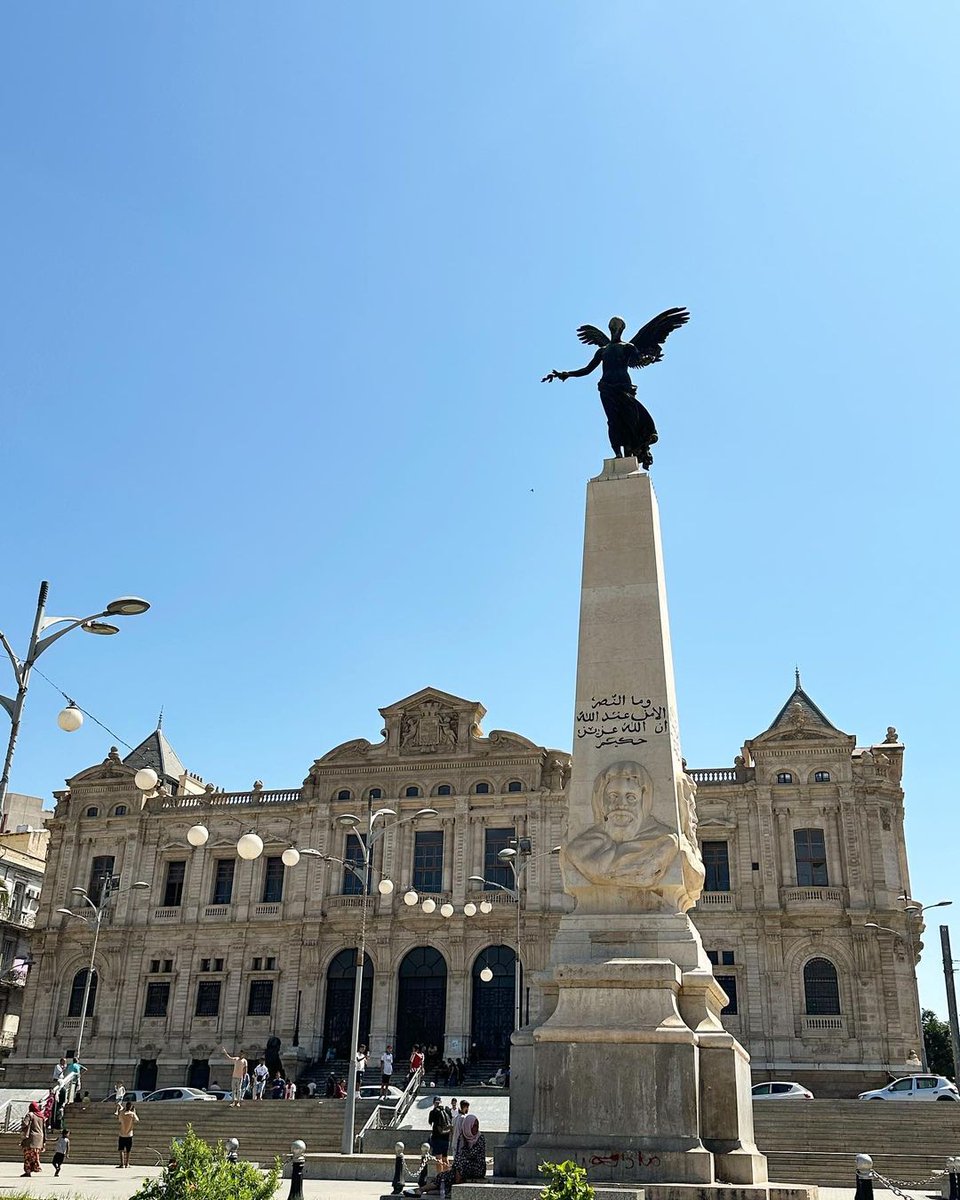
2,3,957,1010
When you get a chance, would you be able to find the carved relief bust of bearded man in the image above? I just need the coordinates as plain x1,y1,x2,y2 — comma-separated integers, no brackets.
564,760,678,891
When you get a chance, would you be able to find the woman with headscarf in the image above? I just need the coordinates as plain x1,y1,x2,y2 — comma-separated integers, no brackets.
20,1100,45,1175
423,1112,486,1193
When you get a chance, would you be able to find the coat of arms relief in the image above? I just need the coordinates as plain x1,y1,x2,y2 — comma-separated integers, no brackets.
399,701,460,754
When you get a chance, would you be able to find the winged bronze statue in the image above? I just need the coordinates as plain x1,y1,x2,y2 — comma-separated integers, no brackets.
542,307,690,468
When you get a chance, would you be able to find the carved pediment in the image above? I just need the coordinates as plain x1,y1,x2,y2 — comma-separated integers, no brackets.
381,687,487,757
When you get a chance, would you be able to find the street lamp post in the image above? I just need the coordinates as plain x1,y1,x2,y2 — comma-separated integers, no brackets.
865,895,952,1072
317,802,437,1156
56,874,150,1091
470,842,560,1031
0,581,150,823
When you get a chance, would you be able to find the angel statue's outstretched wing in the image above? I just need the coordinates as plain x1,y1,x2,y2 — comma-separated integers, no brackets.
627,307,690,368
575,324,610,348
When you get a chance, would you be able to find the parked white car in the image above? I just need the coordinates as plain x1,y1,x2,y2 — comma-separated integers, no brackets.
752,1081,814,1100
144,1087,219,1102
858,1075,960,1101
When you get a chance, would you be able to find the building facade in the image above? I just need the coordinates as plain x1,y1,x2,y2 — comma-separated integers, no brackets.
10,682,920,1096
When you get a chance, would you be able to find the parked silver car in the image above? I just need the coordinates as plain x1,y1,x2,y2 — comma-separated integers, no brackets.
858,1074,960,1101
144,1087,218,1102
752,1081,814,1100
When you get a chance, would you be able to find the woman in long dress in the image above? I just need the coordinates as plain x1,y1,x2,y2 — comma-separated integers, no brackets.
20,1101,45,1176
423,1113,486,1193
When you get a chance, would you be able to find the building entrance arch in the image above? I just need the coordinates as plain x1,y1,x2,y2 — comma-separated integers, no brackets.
471,945,516,1063
322,948,373,1059
396,946,447,1057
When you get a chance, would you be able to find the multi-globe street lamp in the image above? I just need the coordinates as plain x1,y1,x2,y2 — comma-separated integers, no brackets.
56,874,150,1089
865,894,952,1071
470,841,560,1031
0,581,150,822
174,798,439,1157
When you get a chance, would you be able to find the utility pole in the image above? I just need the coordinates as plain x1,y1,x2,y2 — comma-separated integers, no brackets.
939,925,960,1084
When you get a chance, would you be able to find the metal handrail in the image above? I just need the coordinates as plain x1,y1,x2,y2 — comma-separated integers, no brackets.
354,1066,423,1151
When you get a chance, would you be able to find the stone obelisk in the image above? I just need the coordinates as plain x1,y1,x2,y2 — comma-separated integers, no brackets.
500,457,766,1187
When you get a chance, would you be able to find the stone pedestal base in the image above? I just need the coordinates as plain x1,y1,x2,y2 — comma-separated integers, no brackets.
498,958,767,1187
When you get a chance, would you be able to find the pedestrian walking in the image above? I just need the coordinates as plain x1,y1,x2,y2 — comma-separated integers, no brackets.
450,1098,467,1160
379,1044,394,1099
253,1058,269,1100
220,1045,248,1108
116,1098,139,1168
355,1044,368,1090
427,1094,453,1169
20,1101,45,1176
113,1081,126,1114
52,1128,69,1176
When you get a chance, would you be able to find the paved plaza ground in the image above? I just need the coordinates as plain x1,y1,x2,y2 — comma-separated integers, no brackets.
0,1163,941,1200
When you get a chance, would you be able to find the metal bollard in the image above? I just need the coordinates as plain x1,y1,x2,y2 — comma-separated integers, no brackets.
289,1139,306,1200
225,1137,239,1164
948,1154,960,1200
855,1153,874,1200
391,1141,405,1194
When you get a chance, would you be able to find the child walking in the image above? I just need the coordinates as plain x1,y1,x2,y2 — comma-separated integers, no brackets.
52,1129,69,1176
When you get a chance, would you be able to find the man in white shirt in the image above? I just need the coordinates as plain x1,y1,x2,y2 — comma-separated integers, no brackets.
379,1045,394,1099
253,1059,269,1101
355,1045,368,1091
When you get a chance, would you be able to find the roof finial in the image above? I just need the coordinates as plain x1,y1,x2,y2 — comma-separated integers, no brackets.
157,706,164,731
795,666,801,691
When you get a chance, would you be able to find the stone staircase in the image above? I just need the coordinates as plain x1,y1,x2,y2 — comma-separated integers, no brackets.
754,1099,960,1185
0,1097,378,1168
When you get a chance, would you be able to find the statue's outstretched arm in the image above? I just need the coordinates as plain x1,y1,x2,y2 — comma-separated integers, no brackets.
542,350,602,384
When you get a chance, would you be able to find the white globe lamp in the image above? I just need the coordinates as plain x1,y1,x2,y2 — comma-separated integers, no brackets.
237,833,264,861
403,890,419,907
134,767,159,793
421,898,436,914
281,847,301,868
479,900,493,914
57,704,83,732
378,878,395,895
463,902,477,917
186,825,209,848
440,903,454,918
480,966,494,983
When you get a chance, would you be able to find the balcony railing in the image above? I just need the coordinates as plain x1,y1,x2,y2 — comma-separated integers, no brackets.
253,903,281,918
801,1014,846,1035
466,889,515,905
152,907,181,921
688,768,738,785
696,890,733,907
203,905,230,919
781,886,846,907
160,789,302,810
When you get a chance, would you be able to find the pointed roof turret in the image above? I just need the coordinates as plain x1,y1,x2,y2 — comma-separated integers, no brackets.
122,726,207,794
765,670,839,734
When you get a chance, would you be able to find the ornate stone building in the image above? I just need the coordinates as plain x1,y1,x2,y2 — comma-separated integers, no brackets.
9,681,919,1096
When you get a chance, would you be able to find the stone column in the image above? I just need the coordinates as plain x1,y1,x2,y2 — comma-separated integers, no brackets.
500,458,765,1187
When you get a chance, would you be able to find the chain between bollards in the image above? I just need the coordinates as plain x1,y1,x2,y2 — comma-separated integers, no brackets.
289,1138,306,1200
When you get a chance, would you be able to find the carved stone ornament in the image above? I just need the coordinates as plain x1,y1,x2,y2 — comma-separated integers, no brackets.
563,761,704,905
400,702,459,754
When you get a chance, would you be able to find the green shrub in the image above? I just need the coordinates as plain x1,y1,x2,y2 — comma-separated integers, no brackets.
539,1158,596,1200
131,1125,281,1200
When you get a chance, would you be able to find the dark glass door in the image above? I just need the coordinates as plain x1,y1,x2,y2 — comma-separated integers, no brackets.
322,948,373,1057
396,946,447,1057
471,945,516,1061
134,1059,158,1092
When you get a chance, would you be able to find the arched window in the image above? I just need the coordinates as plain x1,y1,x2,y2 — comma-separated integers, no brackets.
776,772,793,785
474,782,490,795
436,785,452,797
506,781,523,793
405,785,421,798
68,969,98,1018
396,947,447,1056
336,789,351,801
803,957,840,1015
322,949,373,1057
85,807,99,818
814,771,831,784
112,805,128,817
368,788,382,801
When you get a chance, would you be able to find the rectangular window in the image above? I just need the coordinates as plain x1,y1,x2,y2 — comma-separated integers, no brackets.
88,855,115,901
201,958,211,972
794,829,829,886
342,834,366,895
483,828,516,890
214,958,224,972
195,980,221,1017
144,981,170,1017
212,859,235,905
163,860,187,907
265,956,276,970
702,841,730,892
413,830,444,893
150,959,161,973
716,975,738,1015
247,979,274,1016
163,959,173,973
261,856,284,904
252,957,262,971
